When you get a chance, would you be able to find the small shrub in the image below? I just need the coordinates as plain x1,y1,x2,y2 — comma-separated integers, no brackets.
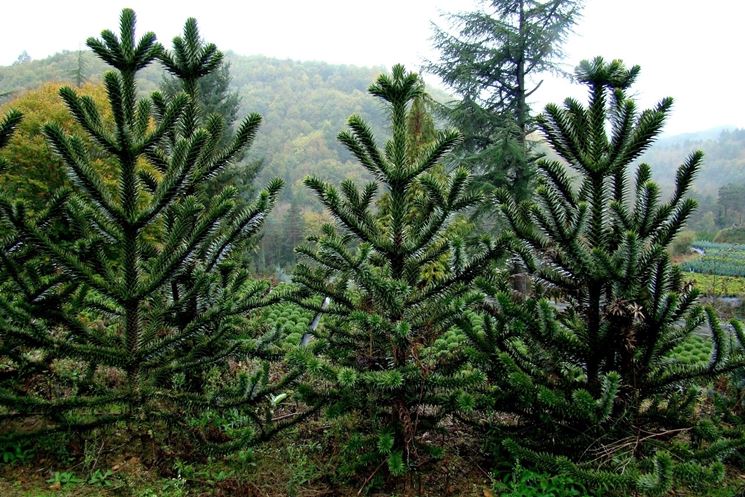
0,442,34,465
493,466,595,497
47,470,84,487
670,230,696,256
88,468,114,487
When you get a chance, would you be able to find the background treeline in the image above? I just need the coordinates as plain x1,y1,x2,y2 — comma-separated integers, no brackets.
0,50,392,200
4,50,745,268
0,51,395,273
6,50,745,266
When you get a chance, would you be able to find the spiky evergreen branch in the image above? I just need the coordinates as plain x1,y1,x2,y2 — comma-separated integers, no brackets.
0,10,305,448
464,57,745,494
293,65,505,477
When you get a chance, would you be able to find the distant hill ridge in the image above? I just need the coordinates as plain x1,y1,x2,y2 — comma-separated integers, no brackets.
0,49,396,205
2,50,744,225
642,127,745,196
658,126,740,145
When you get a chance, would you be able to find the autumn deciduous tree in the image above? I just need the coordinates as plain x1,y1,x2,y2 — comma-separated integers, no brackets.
0,82,113,210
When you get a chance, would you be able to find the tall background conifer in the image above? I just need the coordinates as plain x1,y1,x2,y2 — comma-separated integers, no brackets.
429,0,583,211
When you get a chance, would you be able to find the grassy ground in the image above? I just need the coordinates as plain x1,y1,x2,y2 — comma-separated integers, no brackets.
0,418,493,497
4,429,745,497
4,268,745,496
4,407,745,497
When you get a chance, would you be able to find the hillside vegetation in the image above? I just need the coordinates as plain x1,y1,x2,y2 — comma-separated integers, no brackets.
0,50,391,206
4,8,745,497
1,51,404,272
5,50,745,252
641,128,745,230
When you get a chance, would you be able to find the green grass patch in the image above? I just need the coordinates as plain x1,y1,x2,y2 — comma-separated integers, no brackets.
684,272,745,297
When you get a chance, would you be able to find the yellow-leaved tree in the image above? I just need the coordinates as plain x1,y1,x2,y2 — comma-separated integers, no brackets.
0,81,115,211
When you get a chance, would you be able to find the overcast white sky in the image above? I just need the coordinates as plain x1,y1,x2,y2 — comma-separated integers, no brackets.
2,0,743,135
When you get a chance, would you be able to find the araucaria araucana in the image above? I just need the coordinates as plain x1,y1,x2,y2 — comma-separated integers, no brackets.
293,65,508,479
0,9,306,451
462,57,745,495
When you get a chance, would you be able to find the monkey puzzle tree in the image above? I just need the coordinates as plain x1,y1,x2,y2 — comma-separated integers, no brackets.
461,57,745,495
293,65,507,481
0,10,304,450
0,110,22,168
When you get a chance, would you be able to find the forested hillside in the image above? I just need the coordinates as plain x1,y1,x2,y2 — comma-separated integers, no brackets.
641,128,745,232
0,50,397,271
4,50,745,263
0,50,389,203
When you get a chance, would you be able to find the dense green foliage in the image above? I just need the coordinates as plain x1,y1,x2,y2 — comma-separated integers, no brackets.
715,227,745,244
0,49,388,208
670,335,713,366
5,45,745,267
468,57,745,494
293,65,506,479
0,10,306,449
259,300,314,349
0,50,396,273
2,9,745,497
493,465,595,497
717,183,745,227
428,0,583,207
0,82,115,212
160,55,262,210
0,109,22,169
